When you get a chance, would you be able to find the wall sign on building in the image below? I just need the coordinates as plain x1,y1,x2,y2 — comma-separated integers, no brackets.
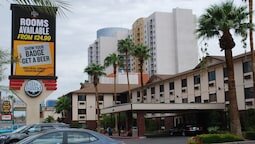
10,4,57,79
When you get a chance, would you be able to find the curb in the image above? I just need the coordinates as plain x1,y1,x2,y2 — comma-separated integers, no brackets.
217,140,255,144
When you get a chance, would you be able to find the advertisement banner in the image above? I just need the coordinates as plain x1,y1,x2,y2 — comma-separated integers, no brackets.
10,4,56,78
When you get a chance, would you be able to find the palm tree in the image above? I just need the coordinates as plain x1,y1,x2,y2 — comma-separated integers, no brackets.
118,37,134,103
131,44,150,103
55,96,71,119
104,53,123,105
13,0,70,16
196,1,250,136
84,63,106,131
0,50,10,81
104,53,123,132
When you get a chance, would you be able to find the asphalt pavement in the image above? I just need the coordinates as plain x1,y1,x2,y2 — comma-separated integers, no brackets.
114,136,189,144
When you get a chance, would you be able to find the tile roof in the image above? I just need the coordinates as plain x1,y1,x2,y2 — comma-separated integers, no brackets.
70,83,139,94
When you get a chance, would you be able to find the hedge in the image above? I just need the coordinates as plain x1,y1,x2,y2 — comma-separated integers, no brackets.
188,133,243,144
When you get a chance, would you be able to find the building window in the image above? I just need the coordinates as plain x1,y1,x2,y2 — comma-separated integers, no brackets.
225,91,229,101
160,84,164,92
194,75,200,85
208,71,216,81
195,96,201,103
244,87,254,99
170,100,175,103
181,79,187,87
78,95,86,101
223,67,228,78
98,95,104,101
209,93,217,102
169,82,174,90
137,91,140,97
143,89,147,96
96,109,100,115
243,61,252,73
246,101,253,106
182,98,188,103
78,109,86,114
151,87,155,94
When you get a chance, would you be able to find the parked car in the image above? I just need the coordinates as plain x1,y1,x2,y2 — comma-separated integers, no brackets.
169,124,204,136
0,124,25,134
17,128,124,144
0,123,69,144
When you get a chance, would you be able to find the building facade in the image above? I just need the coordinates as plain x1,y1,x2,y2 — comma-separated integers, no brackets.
131,53,254,110
68,52,254,133
88,8,199,77
88,27,130,75
144,9,198,76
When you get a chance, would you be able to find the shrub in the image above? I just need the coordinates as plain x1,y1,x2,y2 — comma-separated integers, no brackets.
187,136,203,144
207,126,220,134
245,131,255,140
197,133,243,143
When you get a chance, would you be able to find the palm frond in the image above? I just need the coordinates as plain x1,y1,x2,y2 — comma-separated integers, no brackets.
13,0,71,17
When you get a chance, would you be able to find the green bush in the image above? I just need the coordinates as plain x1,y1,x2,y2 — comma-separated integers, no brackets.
197,133,243,143
188,133,243,144
207,126,220,134
245,131,255,140
187,137,203,144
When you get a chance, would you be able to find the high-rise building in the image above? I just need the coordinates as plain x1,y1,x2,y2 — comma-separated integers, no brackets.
88,27,130,75
131,18,147,73
88,8,199,79
143,8,198,76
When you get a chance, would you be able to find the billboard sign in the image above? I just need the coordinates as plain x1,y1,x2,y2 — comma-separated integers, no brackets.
10,4,57,79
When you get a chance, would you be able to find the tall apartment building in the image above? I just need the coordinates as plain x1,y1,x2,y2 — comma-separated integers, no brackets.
132,8,199,76
132,18,147,73
88,27,130,75
89,8,199,79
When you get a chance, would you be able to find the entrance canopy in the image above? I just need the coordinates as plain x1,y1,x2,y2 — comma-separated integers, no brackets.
101,103,226,114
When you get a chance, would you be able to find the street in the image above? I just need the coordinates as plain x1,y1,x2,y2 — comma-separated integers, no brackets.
115,136,189,144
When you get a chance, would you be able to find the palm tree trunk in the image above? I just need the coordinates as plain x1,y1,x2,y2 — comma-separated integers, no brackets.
220,30,242,136
248,0,255,106
95,84,100,131
225,48,242,136
113,65,118,132
125,52,131,103
140,61,144,103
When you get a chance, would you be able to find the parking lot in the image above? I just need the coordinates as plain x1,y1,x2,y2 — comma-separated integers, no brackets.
115,136,189,144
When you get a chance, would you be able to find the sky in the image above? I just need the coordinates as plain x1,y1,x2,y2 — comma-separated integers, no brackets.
0,0,252,101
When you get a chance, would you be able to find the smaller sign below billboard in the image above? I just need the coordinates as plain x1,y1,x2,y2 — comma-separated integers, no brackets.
2,101,11,114
1,114,12,121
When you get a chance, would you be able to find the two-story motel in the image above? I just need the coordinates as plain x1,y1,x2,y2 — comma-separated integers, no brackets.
66,52,254,136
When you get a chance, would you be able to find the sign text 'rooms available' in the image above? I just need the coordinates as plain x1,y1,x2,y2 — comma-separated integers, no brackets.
17,18,51,41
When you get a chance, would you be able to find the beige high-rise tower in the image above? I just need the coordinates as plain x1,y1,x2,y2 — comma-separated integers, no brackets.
132,18,147,73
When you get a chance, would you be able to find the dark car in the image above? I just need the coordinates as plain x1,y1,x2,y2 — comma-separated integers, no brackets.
169,124,203,136
17,128,124,144
0,123,69,144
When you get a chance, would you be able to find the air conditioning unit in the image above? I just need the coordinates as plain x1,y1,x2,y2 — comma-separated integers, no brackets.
244,74,251,80
115,101,121,104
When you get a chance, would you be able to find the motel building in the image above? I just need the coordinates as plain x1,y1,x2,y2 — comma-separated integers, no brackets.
66,52,255,137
